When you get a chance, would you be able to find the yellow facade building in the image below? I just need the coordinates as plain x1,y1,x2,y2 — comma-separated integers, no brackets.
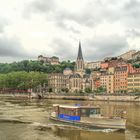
128,73,140,92
106,74,114,94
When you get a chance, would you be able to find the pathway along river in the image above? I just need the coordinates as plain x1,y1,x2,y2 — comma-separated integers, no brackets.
0,96,140,140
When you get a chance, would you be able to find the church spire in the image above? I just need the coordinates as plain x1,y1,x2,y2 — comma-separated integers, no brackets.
75,41,84,75
77,41,83,60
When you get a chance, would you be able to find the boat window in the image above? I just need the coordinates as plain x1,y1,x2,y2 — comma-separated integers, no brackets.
81,109,89,117
53,106,59,112
96,108,100,114
81,109,86,113
59,108,76,116
90,108,100,115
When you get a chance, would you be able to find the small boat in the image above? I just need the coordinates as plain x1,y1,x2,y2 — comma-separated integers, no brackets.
50,104,126,131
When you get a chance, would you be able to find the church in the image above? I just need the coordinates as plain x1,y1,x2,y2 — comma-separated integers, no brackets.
48,42,94,93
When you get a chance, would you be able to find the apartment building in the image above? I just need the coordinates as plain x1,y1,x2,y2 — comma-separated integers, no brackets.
100,74,107,89
114,65,128,93
128,73,140,93
106,74,114,94
85,61,101,69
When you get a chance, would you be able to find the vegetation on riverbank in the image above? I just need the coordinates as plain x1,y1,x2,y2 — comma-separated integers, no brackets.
0,60,75,74
0,71,48,92
0,60,75,92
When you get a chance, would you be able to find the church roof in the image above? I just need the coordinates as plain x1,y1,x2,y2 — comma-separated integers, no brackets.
69,73,81,79
77,41,83,60
64,67,71,70
51,56,59,59
83,74,90,78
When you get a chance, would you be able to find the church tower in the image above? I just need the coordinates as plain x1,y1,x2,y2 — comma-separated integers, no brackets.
75,41,85,76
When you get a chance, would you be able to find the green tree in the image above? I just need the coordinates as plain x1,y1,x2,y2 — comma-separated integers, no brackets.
61,88,69,93
0,71,48,93
85,69,91,75
48,88,52,93
85,87,92,93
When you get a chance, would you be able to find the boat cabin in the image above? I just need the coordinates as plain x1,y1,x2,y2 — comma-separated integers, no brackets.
52,104,101,121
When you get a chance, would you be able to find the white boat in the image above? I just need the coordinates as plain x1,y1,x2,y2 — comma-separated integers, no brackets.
50,104,126,131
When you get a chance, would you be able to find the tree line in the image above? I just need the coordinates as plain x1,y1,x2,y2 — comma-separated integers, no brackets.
0,60,75,74
0,71,48,93
0,60,75,93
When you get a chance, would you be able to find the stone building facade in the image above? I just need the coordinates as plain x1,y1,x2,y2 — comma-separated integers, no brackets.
48,42,94,93
85,61,101,69
48,73,66,93
67,42,92,93
118,50,136,60
38,55,60,65
68,73,82,93
132,51,140,60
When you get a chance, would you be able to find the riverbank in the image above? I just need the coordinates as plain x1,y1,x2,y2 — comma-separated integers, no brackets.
46,95,140,102
0,93,140,102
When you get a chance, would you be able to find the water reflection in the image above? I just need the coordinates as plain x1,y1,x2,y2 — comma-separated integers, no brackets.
53,128,125,140
0,97,140,140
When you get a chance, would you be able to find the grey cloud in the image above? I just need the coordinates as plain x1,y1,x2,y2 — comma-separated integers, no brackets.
23,0,140,29
49,35,129,62
56,21,81,34
83,35,129,61
0,37,30,58
68,27,80,34
22,0,122,32
23,0,83,33
29,0,55,13
0,22,6,33
0,18,9,33
20,0,140,62
124,0,140,11
23,0,55,18
50,38,76,60
23,0,97,28
122,0,140,27
126,29,140,38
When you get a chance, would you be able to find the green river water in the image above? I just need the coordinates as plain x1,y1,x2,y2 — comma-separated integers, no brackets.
0,96,140,140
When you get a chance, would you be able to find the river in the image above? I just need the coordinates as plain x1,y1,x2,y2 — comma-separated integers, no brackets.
0,96,140,140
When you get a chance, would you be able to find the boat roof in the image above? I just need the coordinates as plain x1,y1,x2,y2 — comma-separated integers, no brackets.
53,104,100,109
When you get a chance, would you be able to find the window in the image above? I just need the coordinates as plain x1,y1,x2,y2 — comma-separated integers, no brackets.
90,108,100,115
81,109,87,117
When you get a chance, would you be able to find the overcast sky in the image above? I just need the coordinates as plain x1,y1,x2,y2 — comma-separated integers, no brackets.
0,0,140,63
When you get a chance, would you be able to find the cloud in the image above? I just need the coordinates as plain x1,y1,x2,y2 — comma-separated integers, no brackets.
23,0,98,29
23,0,55,18
0,18,9,33
0,36,30,58
23,0,123,27
50,38,76,60
1,0,140,63
126,29,140,38
21,0,140,31
30,0,55,13
83,35,129,61
47,35,129,62
121,0,140,28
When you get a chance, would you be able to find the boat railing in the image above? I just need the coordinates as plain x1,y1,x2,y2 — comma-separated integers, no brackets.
113,109,126,119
